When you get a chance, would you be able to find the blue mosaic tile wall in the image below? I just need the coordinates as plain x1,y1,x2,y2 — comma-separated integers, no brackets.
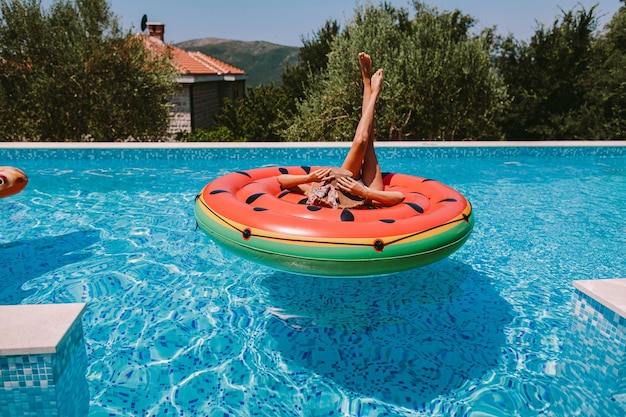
0,144,624,163
0,319,89,417
558,289,626,413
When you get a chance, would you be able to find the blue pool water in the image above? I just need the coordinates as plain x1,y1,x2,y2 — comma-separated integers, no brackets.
1,145,625,416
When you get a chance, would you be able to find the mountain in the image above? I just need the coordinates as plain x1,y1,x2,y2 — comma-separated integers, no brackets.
176,38,300,88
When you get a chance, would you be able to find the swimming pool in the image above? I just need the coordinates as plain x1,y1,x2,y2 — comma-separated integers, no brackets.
1,143,625,416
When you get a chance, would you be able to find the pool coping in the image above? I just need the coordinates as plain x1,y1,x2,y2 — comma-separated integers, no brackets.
1,140,625,149
0,303,87,355
573,279,626,320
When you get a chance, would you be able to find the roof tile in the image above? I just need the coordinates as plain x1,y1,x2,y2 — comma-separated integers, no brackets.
142,35,245,76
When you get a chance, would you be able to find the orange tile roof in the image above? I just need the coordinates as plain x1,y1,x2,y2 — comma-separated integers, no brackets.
142,35,245,76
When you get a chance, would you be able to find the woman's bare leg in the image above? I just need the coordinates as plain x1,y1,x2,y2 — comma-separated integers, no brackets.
359,52,372,116
335,57,404,206
342,53,383,185
359,69,384,190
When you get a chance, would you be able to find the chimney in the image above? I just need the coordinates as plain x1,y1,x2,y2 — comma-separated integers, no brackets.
148,22,165,42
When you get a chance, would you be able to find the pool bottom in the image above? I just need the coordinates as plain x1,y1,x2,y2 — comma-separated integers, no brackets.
0,145,624,416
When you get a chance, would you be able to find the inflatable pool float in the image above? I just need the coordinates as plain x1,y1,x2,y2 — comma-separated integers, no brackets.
0,166,28,198
195,166,474,277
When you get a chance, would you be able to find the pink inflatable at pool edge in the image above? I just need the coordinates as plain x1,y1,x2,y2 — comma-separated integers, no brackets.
0,166,28,198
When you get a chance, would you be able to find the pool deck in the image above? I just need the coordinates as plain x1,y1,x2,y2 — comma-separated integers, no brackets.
573,279,626,319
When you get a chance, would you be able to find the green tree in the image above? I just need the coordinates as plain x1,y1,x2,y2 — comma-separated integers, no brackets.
0,0,177,141
211,20,340,142
573,3,626,139
494,6,599,139
283,1,507,141
214,83,291,142
281,19,340,109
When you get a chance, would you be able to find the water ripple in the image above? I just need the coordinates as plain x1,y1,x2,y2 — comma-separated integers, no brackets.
1,150,624,416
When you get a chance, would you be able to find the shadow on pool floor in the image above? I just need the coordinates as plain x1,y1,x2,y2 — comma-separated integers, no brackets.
262,259,514,410
0,230,99,304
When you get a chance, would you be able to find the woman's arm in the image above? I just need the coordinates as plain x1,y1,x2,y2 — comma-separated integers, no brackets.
276,174,309,189
336,176,405,206
277,168,334,193
363,188,405,206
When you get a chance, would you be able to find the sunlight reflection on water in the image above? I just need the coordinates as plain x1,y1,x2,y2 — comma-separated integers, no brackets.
0,146,624,416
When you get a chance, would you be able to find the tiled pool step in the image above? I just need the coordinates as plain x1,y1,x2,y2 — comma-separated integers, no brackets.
0,303,89,417
573,279,626,321
562,279,626,413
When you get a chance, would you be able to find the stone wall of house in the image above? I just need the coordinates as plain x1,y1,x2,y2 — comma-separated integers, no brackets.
169,86,192,134
167,80,247,135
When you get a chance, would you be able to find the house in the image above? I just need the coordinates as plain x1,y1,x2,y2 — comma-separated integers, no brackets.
143,22,247,134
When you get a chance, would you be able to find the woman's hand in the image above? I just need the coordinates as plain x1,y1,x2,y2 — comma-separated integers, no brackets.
277,167,333,191
307,168,334,183
336,176,367,198
336,177,405,206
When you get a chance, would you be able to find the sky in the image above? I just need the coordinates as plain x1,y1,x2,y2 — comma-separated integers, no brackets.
42,1,623,46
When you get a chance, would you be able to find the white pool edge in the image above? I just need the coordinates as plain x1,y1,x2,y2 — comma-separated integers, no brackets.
1,140,626,149
0,303,87,355
573,279,626,320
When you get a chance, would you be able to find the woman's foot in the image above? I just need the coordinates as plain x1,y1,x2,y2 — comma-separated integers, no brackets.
359,52,372,85
371,68,383,101
359,53,373,112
